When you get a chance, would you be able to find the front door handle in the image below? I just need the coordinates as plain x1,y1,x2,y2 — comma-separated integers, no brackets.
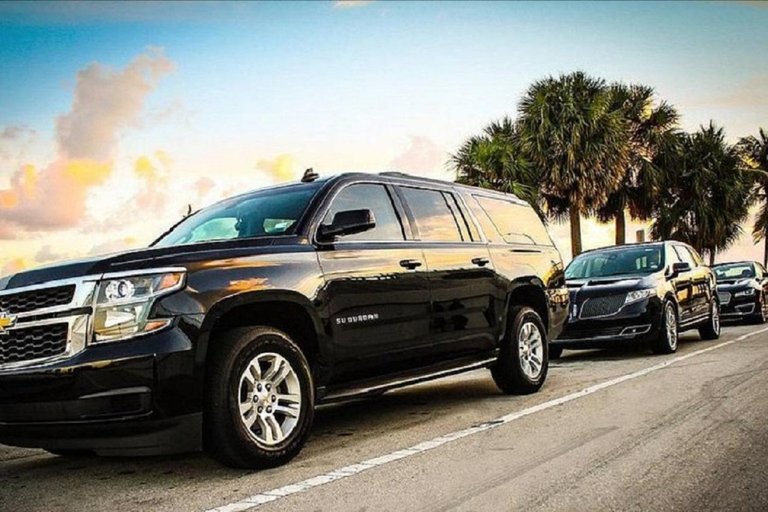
400,259,422,270
472,257,490,267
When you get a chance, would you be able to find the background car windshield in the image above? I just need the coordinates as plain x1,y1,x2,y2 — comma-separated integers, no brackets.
153,183,321,247
714,263,755,280
565,247,664,279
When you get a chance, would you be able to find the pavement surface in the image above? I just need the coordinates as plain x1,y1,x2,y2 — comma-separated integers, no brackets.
2,322,768,512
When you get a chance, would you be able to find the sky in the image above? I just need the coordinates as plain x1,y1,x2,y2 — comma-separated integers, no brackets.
1,0,767,274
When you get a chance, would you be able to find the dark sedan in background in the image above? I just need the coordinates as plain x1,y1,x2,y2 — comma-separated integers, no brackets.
713,261,768,324
551,241,720,358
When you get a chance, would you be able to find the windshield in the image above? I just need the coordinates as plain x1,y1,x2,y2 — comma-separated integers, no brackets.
565,246,664,279
714,263,755,280
153,183,322,247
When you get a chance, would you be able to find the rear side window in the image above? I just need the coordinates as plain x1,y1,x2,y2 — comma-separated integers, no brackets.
673,245,697,267
322,184,405,241
474,195,551,246
399,187,464,242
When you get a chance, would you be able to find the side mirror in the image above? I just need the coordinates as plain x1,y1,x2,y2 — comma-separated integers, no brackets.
318,209,375,242
671,262,691,276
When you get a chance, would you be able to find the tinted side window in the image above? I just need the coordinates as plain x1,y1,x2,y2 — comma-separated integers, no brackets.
322,184,404,241
400,187,463,242
475,195,551,245
673,246,696,267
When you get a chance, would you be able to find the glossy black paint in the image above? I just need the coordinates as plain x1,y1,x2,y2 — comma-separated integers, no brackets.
714,261,768,321
555,241,717,351
0,172,568,454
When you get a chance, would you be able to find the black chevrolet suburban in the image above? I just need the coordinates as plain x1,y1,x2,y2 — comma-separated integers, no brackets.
0,172,568,468
553,241,720,358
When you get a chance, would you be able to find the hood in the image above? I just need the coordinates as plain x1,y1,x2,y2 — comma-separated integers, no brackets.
0,236,301,291
566,272,660,302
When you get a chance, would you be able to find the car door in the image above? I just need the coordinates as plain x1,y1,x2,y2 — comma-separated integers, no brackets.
680,245,711,322
668,244,695,323
395,184,499,360
315,182,432,382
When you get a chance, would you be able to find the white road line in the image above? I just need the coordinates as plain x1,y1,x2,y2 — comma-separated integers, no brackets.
207,327,768,512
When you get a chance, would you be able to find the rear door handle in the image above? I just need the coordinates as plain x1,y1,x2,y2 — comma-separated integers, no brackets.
471,257,490,267
400,259,422,270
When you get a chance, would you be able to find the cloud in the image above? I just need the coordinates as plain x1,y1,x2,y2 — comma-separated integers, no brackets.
1,258,27,277
56,47,175,160
1,125,35,140
35,245,68,264
88,237,138,257
256,154,296,183
0,49,175,238
333,0,376,8
389,136,447,178
194,176,216,204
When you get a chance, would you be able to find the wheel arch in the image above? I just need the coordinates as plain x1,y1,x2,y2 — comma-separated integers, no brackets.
504,278,550,339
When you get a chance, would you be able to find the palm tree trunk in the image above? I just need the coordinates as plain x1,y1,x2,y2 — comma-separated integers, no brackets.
569,206,582,258
709,250,715,267
615,210,626,245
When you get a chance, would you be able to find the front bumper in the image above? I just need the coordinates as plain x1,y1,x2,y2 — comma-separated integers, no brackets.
0,327,202,455
718,289,759,319
552,297,663,349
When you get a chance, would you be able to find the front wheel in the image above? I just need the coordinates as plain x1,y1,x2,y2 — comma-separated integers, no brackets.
205,326,315,469
751,294,767,324
699,299,721,340
491,306,548,395
651,301,679,354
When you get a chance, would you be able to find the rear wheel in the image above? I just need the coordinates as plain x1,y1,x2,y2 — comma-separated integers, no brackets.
491,306,548,395
699,299,721,340
651,301,679,354
751,293,767,324
204,326,315,469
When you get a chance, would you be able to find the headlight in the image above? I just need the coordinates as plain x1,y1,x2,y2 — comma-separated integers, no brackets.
735,288,755,298
625,288,654,305
92,270,186,343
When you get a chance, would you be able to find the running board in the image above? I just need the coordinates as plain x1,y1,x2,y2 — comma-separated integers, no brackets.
319,355,497,404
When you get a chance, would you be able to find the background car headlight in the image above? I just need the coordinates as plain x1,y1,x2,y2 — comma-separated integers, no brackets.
734,288,755,298
92,270,185,343
625,288,654,305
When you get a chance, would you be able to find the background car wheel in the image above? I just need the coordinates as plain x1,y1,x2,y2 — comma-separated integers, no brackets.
699,299,721,340
549,345,564,359
491,306,548,395
651,301,679,354
205,326,315,469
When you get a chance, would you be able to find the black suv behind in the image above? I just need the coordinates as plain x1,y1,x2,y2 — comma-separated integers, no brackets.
552,241,720,358
0,172,568,468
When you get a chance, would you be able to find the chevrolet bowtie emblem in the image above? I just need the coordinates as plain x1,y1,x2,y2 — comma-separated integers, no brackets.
0,311,16,333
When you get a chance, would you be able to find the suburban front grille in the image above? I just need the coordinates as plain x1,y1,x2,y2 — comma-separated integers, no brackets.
580,294,626,319
0,285,75,315
718,292,731,305
0,323,69,365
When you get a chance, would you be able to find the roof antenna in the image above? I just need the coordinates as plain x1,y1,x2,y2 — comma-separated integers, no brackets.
301,168,319,183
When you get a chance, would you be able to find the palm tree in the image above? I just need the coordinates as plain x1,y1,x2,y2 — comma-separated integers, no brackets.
651,123,752,265
737,128,768,265
451,117,540,208
596,84,679,245
516,71,629,257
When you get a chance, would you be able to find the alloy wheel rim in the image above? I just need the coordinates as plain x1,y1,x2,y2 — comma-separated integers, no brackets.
712,302,720,334
518,321,544,380
666,304,678,350
238,352,302,446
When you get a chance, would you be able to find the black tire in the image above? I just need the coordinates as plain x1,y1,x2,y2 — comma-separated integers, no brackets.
491,306,548,395
651,300,679,354
204,326,315,469
750,294,767,324
549,345,564,360
699,299,721,340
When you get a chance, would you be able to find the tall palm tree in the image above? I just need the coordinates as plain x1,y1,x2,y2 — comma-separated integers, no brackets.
451,117,540,209
516,71,629,257
596,84,679,245
736,128,768,265
651,123,752,265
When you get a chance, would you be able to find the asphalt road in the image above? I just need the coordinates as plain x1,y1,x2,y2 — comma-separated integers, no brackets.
3,322,768,512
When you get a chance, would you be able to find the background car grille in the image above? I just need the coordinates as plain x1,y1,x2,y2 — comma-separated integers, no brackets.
0,323,68,365
0,285,75,315
718,292,731,305
580,294,627,319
